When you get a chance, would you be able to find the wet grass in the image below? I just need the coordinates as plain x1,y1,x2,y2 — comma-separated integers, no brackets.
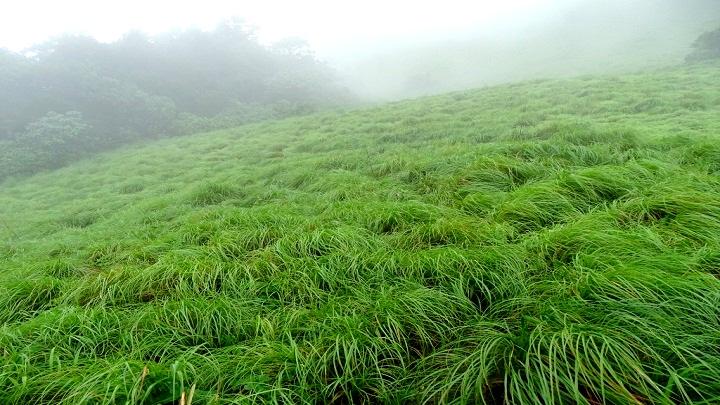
1,62,720,404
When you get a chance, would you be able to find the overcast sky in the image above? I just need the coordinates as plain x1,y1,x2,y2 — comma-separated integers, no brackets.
0,0,564,56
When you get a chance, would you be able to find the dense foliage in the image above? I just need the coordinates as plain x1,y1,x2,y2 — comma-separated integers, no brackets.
0,21,350,179
1,62,720,403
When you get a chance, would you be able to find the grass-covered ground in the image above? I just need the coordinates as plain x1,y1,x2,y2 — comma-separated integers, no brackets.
1,62,720,404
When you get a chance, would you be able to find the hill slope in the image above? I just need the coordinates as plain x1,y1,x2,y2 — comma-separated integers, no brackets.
1,63,720,404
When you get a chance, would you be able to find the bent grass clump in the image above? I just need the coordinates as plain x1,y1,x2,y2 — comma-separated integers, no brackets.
1,62,720,403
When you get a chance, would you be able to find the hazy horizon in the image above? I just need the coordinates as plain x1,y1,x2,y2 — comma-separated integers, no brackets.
4,1,719,101
2,0,719,103
0,0,563,54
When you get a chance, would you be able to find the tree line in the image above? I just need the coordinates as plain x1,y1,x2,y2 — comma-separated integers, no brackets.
0,20,351,179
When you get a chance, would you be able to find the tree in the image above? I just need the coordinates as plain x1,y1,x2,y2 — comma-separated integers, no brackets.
686,27,720,62
17,111,92,167
0,49,35,138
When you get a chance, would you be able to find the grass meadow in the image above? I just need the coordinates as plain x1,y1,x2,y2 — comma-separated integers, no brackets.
1,62,720,403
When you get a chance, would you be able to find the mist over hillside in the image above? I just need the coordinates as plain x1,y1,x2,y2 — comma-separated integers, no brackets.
1,1,719,180
331,0,720,100
0,22,351,179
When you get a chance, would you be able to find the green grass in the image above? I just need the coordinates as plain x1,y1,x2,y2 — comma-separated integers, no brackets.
1,62,720,404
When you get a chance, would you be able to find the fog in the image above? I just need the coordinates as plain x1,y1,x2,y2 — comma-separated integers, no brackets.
2,0,718,100
1,0,719,178
0,1,554,53
328,0,720,99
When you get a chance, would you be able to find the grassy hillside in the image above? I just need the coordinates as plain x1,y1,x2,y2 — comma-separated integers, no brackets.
1,62,720,404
